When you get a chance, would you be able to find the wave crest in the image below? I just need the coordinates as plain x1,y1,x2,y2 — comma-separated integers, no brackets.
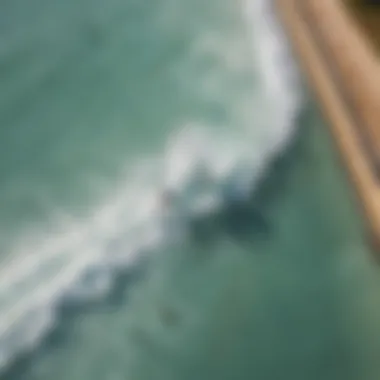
0,0,303,373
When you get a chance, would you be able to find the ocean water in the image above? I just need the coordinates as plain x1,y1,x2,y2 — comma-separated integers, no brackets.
1,0,380,379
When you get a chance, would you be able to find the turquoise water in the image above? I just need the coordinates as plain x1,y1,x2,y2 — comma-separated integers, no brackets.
1,0,380,379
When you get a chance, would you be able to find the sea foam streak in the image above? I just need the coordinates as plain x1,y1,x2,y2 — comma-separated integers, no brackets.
0,0,302,372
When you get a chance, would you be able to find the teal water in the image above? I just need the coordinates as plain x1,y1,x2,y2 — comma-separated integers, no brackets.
1,0,380,379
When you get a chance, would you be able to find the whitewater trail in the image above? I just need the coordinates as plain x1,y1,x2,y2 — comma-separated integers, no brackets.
0,0,302,373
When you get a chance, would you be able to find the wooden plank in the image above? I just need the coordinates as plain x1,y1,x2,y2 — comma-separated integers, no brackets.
275,0,380,250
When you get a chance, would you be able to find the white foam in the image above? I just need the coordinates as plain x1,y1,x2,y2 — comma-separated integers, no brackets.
243,0,302,151
0,0,303,373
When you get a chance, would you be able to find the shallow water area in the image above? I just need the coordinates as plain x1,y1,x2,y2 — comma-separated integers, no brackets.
4,106,380,380
1,0,380,379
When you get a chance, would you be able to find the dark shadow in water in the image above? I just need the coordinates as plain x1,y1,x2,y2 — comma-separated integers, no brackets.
253,105,313,208
188,104,313,248
0,106,313,380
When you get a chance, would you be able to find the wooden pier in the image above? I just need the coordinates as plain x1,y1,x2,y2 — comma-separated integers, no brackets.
274,0,380,249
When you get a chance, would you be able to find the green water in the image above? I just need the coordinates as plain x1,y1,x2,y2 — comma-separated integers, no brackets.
0,0,248,249
7,105,380,380
1,0,380,379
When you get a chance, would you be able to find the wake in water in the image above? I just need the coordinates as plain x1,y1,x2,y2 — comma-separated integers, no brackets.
0,0,303,373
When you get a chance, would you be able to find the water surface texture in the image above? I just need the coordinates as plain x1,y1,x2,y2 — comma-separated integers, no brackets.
1,0,380,379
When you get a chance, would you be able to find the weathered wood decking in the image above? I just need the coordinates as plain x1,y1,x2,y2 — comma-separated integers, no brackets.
275,0,380,250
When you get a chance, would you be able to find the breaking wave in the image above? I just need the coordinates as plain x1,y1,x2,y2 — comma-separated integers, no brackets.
0,0,303,373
